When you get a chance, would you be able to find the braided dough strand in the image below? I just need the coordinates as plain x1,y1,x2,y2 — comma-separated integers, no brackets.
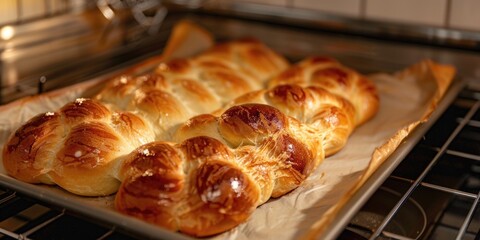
269,57,379,126
115,58,379,236
2,39,289,196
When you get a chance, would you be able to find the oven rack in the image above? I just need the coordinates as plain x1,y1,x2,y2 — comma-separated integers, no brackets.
343,85,480,240
0,186,138,240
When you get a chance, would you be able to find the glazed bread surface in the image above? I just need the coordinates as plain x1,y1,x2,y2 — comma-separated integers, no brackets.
2,39,379,236
2,39,289,196
114,57,379,236
96,39,290,140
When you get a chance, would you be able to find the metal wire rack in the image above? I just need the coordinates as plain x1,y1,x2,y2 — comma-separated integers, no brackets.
0,186,138,239
343,85,480,240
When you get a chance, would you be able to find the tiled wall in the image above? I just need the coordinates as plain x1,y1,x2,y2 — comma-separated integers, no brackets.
0,0,17,25
294,0,362,17
364,0,448,26
449,0,480,30
0,0,77,25
237,0,480,31
1,0,479,32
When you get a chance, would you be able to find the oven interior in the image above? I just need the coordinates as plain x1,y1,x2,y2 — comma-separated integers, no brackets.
0,2,479,240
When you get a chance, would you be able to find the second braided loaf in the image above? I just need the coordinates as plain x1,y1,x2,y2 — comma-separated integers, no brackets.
114,57,379,236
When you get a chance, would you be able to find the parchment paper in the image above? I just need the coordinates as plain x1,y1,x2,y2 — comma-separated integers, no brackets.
0,24,455,240
216,60,455,240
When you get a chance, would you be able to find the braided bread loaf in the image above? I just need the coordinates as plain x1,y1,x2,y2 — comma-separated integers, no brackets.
96,39,289,140
114,57,379,236
2,39,289,196
267,56,379,154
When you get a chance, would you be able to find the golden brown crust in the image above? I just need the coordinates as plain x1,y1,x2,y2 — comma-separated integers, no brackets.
116,137,260,237
218,104,288,147
171,81,357,202
225,84,358,156
180,160,259,236
98,39,290,108
96,40,290,140
2,39,288,197
115,142,184,230
3,39,379,237
2,112,62,184
264,132,316,197
116,57,379,236
3,99,154,196
52,122,122,195
269,57,379,126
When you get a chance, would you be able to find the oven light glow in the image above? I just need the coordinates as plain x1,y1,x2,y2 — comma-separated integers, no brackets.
1,26,15,40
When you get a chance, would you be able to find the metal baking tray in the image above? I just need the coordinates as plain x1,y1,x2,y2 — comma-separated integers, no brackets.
0,11,476,239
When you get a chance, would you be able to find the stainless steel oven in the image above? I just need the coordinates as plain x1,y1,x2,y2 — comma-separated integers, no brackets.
0,1,479,239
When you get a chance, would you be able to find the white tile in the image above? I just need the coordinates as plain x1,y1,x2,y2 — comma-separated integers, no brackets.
21,0,47,20
49,0,67,14
449,0,480,31
234,0,288,6
70,0,89,12
366,0,447,26
294,0,362,17
0,0,17,25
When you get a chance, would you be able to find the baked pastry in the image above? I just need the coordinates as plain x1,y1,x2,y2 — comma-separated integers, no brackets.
2,35,379,236
2,39,289,196
267,56,379,155
2,99,154,196
96,38,290,140
114,57,379,236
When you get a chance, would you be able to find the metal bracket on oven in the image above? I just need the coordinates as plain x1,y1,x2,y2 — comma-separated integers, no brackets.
96,0,167,35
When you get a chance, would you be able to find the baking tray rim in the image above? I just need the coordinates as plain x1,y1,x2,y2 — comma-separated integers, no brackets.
0,69,466,240
0,14,468,238
318,75,467,239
